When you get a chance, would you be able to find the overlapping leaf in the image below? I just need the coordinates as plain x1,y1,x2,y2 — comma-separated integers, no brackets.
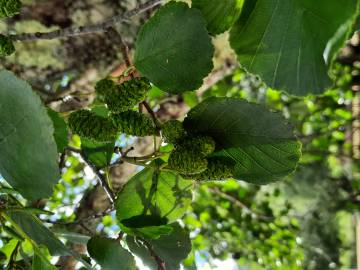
230,0,360,95
192,0,244,35
115,167,192,238
184,97,301,184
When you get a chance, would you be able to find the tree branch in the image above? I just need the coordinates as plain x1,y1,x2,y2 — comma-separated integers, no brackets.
10,0,162,42
66,147,116,206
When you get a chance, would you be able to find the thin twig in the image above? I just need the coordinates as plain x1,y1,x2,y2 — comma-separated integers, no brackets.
139,238,166,270
10,0,162,41
66,147,116,205
42,209,113,226
142,101,161,130
106,28,132,68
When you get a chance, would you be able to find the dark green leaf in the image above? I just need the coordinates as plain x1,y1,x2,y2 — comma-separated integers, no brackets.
126,223,191,270
230,0,359,95
87,237,136,270
115,167,192,238
192,0,244,35
81,138,114,169
184,97,301,184
0,70,60,200
134,2,214,93
47,109,68,153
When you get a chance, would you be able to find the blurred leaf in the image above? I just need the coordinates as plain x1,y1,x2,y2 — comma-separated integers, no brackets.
32,246,57,270
0,70,60,200
5,210,91,269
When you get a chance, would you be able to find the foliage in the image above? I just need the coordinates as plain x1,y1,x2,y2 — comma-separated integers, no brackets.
0,0,359,269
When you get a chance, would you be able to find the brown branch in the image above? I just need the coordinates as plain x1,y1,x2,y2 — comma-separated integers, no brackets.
142,101,161,130
106,28,132,68
10,0,162,41
42,209,112,226
139,238,166,270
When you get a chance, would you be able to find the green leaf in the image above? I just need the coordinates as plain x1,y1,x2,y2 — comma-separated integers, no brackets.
81,138,114,169
115,167,192,238
192,0,244,35
5,210,92,269
87,237,136,270
134,2,214,93
47,109,68,153
184,97,301,184
0,70,60,200
229,0,360,95
126,223,191,270
55,231,91,245
32,246,57,270
6,210,71,256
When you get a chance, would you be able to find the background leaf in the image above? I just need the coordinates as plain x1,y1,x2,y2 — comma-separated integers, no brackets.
115,167,192,238
47,109,68,153
126,223,191,270
134,2,214,93
87,237,136,270
5,210,91,268
229,0,359,95
184,97,301,184
192,0,244,35
0,70,60,200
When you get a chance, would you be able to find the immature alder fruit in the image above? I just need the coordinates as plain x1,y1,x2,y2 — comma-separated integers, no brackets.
95,77,151,113
191,157,235,181
168,148,208,175
0,35,15,57
161,120,186,144
68,110,117,142
111,110,156,137
181,135,216,156
0,0,21,19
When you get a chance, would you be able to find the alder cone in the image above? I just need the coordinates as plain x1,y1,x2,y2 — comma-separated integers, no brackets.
68,109,117,142
111,110,156,137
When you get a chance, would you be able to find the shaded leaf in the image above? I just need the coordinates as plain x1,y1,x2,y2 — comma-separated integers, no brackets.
47,109,68,153
134,2,214,93
0,70,60,200
87,237,136,270
230,0,360,95
115,167,192,238
81,138,114,169
192,0,244,35
184,97,301,184
127,223,191,270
